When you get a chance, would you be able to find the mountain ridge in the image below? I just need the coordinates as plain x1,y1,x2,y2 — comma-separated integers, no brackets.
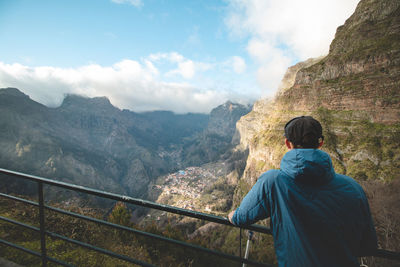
0,87,251,200
236,0,400,187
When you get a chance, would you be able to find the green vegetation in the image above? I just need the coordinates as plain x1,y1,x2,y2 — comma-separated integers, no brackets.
233,178,253,207
0,197,276,266
202,177,235,212
313,107,400,182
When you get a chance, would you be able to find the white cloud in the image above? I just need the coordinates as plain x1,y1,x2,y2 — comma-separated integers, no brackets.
111,0,143,7
148,52,184,63
0,60,231,114
225,0,359,96
149,52,212,79
0,50,256,113
220,56,247,75
168,60,195,79
232,56,247,74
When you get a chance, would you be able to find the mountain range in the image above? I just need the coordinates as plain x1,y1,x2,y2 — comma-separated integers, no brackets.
0,87,251,199
0,0,399,264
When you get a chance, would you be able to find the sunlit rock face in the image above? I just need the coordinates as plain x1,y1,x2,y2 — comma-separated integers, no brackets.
235,0,400,198
180,101,251,167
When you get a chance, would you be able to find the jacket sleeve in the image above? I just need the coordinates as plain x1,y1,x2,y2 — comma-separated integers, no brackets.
231,173,272,226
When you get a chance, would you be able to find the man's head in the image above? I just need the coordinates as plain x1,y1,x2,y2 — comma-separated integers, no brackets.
284,116,324,149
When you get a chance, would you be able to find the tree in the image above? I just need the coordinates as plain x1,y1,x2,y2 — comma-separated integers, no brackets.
108,202,131,227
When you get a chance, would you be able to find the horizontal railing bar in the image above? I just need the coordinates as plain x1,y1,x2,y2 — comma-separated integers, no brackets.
0,238,41,257
1,206,269,267
0,215,153,267
0,192,38,206
376,249,400,261
0,215,73,266
45,230,156,267
46,256,75,267
2,168,400,262
0,215,40,232
0,237,73,267
0,194,268,265
0,168,271,235
1,208,270,267
45,205,272,267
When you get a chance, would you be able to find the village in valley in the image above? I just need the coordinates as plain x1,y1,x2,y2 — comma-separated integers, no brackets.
140,162,236,225
153,166,223,211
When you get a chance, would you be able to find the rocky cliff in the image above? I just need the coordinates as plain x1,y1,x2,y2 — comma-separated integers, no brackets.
236,0,400,192
234,0,400,257
180,101,251,166
0,88,250,201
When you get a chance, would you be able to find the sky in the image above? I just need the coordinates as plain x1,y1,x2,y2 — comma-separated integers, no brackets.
0,0,360,113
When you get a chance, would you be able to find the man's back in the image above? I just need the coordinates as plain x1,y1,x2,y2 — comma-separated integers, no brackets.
231,149,377,267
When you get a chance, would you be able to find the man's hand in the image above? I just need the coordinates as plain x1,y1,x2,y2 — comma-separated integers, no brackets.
228,210,236,224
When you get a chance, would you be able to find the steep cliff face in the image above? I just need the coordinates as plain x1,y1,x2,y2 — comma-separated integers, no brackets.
181,101,251,166
0,88,249,200
280,0,400,122
233,1,400,258
236,0,400,196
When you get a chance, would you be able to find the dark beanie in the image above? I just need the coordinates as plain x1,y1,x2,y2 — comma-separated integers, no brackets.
284,116,323,148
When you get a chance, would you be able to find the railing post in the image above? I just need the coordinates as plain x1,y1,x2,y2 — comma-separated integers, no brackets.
239,228,242,263
242,231,253,267
38,182,47,267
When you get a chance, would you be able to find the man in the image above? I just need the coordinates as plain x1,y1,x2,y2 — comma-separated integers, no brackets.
228,116,377,267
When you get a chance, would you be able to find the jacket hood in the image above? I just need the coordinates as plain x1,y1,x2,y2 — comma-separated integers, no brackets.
280,149,335,185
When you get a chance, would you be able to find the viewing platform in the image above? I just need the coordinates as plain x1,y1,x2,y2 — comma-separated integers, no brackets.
1,168,399,266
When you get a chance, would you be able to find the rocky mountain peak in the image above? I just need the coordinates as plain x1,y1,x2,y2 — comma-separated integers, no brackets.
58,94,118,114
207,101,251,137
0,88,243,199
276,57,324,94
329,0,400,58
235,0,400,191
0,87,47,116
0,87,29,98
276,0,400,124
214,101,251,113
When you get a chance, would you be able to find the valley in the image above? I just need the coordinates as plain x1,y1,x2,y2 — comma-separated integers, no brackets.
0,88,251,204
150,162,234,214
1,0,400,265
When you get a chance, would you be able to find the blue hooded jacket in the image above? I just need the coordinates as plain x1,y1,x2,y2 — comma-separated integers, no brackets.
232,149,377,267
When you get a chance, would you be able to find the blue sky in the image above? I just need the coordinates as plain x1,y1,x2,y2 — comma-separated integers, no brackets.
0,0,359,113
0,0,238,66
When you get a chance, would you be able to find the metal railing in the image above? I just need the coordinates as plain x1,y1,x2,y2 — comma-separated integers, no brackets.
1,167,400,266
0,168,272,267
